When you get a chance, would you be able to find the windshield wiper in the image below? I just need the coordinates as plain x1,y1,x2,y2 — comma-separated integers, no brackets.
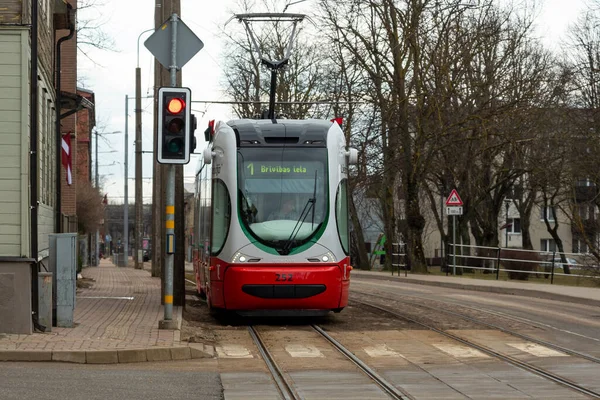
281,171,318,255
239,190,256,223
280,197,315,255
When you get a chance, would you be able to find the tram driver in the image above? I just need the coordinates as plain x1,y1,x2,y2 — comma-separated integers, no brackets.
268,198,299,220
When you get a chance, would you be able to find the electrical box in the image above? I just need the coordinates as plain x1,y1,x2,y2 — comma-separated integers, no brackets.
49,233,77,327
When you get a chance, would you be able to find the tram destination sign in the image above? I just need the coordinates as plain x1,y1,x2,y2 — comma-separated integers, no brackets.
245,161,317,177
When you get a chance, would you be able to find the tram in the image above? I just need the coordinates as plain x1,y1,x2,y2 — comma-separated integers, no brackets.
192,118,358,315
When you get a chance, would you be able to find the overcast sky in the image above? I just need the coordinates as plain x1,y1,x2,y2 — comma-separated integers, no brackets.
77,0,586,205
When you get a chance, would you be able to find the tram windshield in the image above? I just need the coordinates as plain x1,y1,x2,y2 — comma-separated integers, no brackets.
237,147,328,251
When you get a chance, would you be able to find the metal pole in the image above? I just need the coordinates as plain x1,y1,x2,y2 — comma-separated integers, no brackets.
135,66,143,269
268,68,277,119
135,29,152,270
95,130,99,267
505,201,509,248
452,215,456,276
440,195,444,271
162,13,178,326
124,95,129,267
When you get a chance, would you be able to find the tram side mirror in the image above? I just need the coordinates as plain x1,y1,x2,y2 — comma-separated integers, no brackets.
346,148,358,165
203,147,214,164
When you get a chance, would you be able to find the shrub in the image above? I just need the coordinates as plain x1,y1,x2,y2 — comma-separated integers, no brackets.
502,249,540,280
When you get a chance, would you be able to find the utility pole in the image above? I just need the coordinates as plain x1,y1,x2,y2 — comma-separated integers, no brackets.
135,56,143,269
153,0,185,303
124,95,129,267
151,0,165,279
135,29,153,270
95,130,99,267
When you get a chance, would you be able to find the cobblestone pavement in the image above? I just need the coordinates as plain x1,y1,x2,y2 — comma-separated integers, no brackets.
0,259,212,363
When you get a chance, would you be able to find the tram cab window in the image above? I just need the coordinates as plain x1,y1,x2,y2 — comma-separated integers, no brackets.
237,147,328,247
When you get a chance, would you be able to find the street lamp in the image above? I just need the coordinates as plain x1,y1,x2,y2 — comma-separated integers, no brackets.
134,28,154,270
93,129,121,266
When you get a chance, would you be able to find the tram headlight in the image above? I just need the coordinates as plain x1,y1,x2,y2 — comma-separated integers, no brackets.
307,252,336,263
232,252,261,263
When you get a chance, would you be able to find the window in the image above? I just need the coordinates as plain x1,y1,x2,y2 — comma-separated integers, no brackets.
507,218,521,234
210,179,231,256
572,238,588,254
236,147,327,251
576,178,594,187
578,205,591,220
540,239,556,252
336,179,350,255
540,206,556,221
505,185,523,200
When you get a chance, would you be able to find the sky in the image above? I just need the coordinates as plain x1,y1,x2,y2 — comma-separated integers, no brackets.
77,0,586,205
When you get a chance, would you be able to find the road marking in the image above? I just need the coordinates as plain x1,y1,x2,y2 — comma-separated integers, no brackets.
507,342,568,357
433,343,489,358
364,344,403,358
216,344,253,358
285,344,324,358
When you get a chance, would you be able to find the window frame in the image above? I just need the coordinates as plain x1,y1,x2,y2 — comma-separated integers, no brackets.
210,179,231,257
335,178,350,255
540,206,556,222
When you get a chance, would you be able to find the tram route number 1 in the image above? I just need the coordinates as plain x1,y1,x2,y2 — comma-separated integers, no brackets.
275,273,293,282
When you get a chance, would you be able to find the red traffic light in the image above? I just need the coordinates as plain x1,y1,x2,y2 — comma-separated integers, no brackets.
167,98,185,114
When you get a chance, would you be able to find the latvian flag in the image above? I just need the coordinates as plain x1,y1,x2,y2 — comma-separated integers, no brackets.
61,133,72,185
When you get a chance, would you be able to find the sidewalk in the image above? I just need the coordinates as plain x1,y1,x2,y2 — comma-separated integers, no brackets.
0,258,213,364
2,262,598,365
352,269,600,307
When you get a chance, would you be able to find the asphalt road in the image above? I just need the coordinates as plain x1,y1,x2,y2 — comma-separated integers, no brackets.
0,362,223,400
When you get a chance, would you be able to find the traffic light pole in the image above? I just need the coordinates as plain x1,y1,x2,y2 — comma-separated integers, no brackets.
159,13,179,329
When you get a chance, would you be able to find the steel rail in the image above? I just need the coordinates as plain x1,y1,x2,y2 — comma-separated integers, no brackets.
354,299,600,399
311,325,411,400
248,326,300,400
353,289,600,364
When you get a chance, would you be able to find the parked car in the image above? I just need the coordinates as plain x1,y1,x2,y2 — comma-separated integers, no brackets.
547,256,579,270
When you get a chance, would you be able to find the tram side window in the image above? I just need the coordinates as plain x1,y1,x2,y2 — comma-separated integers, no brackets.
336,179,350,255
211,179,231,256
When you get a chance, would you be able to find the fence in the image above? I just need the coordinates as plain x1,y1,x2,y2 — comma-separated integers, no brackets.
447,244,599,283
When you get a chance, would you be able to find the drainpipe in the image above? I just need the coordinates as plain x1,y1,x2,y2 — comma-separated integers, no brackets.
55,5,75,233
30,0,39,323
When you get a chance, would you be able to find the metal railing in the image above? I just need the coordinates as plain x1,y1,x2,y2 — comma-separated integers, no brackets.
447,244,599,284
391,242,407,276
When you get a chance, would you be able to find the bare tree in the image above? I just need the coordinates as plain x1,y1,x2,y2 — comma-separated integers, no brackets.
77,180,105,234
551,2,600,265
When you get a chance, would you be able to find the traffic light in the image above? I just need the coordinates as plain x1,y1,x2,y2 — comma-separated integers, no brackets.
157,87,192,164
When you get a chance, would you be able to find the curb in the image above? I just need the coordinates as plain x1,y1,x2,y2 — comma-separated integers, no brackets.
352,272,600,308
0,344,215,364
0,306,215,364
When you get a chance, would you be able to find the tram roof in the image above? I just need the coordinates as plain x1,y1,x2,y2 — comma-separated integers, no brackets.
227,118,333,146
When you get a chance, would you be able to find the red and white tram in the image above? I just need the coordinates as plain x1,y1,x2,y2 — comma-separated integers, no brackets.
192,118,358,315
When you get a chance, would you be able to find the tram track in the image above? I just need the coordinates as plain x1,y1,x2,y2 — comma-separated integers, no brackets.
248,326,300,400
352,296,600,399
248,324,410,400
352,287,600,364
